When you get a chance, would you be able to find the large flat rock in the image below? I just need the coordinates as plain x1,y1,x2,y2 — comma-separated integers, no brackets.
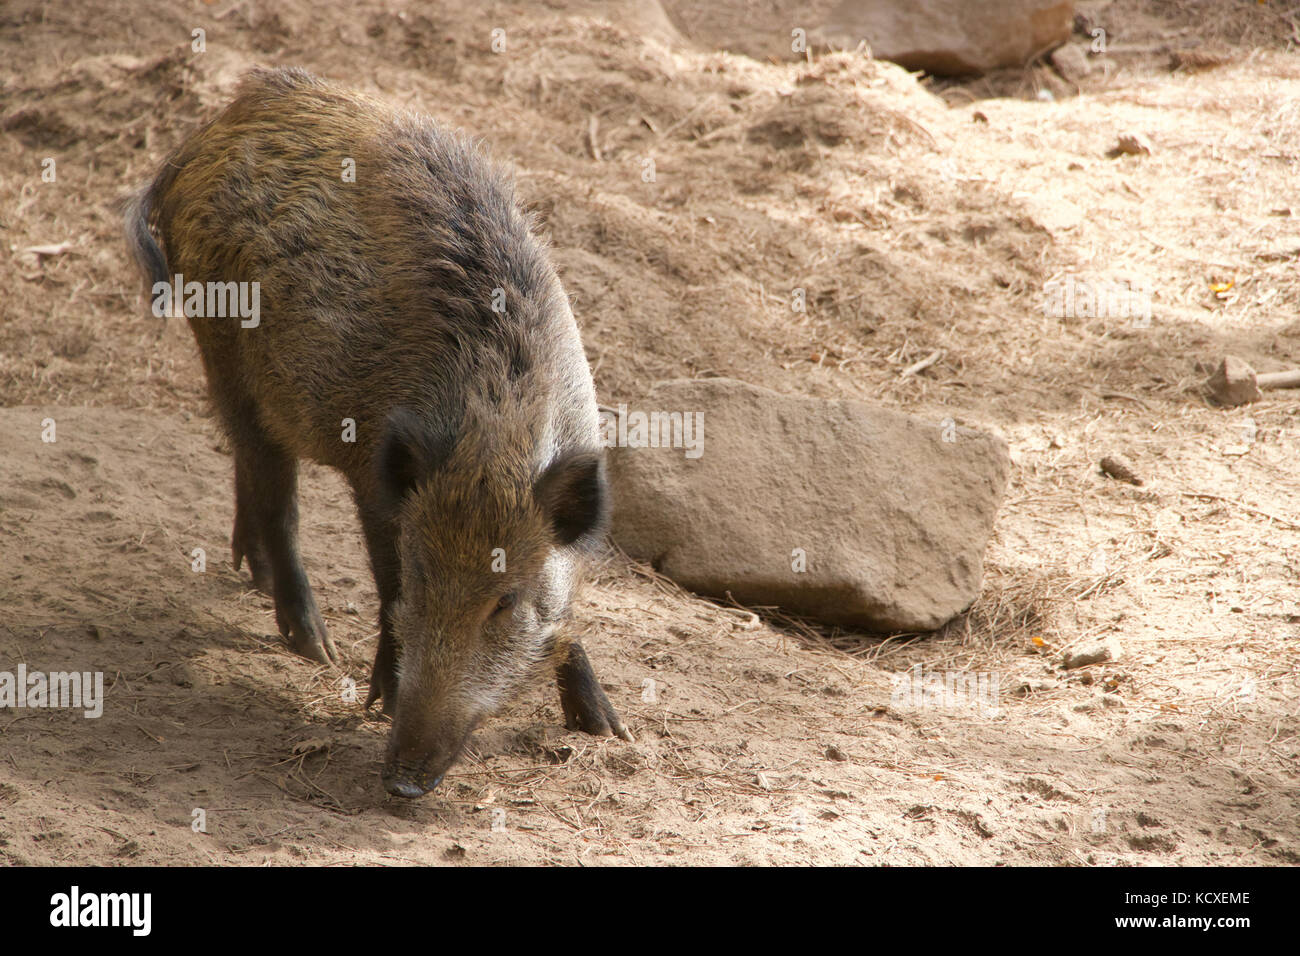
606,378,1010,631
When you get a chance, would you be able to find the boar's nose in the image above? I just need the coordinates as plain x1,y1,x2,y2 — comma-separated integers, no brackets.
382,763,444,799
386,778,437,799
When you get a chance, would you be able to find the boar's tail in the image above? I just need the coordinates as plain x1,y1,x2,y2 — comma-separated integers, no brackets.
122,184,169,293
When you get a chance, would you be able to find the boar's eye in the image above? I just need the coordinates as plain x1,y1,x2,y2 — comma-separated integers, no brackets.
492,592,518,616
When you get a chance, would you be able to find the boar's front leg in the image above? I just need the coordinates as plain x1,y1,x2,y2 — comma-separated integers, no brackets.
556,642,634,742
230,430,337,666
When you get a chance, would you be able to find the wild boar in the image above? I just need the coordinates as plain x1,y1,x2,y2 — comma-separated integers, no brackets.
125,67,630,797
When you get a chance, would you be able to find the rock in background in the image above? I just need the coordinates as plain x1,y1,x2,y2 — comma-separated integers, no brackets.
606,378,1010,632
812,0,1075,75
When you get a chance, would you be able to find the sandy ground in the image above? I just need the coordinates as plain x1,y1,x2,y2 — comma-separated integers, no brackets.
1,0,1298,865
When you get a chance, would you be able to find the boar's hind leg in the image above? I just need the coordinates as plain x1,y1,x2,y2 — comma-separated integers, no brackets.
556,643,634,742
357,508,400,715
230,425,337,666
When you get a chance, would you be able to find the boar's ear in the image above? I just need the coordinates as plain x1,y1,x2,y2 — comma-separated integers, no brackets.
534,451,608,546
378,406,457,504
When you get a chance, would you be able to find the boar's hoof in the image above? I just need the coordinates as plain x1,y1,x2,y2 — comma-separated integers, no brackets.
557,643,635,743
275,597,338,666
382,765,444,799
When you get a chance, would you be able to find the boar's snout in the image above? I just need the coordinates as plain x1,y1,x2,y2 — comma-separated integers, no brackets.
381,761,444,799
382,739,458,797
381,710,476,799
